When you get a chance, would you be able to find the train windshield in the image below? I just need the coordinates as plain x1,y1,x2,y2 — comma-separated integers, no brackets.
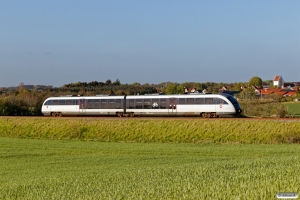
44,100,52,105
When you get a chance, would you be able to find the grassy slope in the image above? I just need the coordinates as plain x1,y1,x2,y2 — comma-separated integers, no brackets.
1,117,300,144
283,102,300,117
1,137,300,199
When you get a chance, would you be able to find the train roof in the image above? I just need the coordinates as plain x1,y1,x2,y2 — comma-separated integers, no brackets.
45,93,233,99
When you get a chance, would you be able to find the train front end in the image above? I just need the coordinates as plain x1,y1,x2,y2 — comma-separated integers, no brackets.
226,95,242,115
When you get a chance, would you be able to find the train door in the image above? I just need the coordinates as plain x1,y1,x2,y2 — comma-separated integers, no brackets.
79,99,86,114
168,98,177,115
215,98,228,114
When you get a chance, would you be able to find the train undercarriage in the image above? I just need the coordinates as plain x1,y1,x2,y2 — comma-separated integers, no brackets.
50,112,220,118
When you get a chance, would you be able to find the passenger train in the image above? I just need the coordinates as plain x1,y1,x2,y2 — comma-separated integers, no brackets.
41,93,242,118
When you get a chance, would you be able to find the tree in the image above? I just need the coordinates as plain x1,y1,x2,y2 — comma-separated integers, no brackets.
105,79,112,85
164,83,179,94
163,83,184,94
113,79,121,86
233,82,243,91
249,76,262,87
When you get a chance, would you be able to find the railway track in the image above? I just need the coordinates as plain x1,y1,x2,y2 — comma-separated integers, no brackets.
1,116,300,121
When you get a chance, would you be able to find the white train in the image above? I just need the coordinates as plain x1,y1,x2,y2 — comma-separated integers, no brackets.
41,93,242,118
42,93,242,118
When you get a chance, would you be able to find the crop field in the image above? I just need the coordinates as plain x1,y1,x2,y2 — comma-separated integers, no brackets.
1,137,300,199
283,102,300,117
1,117,300,144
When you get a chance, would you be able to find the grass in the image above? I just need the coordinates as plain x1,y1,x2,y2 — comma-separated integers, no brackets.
1,137,300,199
1,117,300,144
283,102,300,117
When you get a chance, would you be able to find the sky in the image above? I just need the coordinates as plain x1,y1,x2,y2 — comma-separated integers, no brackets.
0,0,299,87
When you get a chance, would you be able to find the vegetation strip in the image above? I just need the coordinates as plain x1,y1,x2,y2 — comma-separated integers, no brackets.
1,117,300,143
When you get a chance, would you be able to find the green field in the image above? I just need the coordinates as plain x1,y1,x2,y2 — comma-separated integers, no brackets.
1,137,300,199
283,102,300,117
1,117,300,199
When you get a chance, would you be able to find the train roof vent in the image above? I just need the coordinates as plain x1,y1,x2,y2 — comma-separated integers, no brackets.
144,93,166,95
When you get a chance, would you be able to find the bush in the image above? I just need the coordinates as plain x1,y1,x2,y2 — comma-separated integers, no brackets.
239,100,288,118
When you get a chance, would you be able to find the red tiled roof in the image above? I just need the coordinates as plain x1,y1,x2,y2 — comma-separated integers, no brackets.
274,75,281,81
259,88,296,96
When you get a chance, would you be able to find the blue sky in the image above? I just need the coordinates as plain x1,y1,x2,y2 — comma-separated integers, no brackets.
0,0,299,87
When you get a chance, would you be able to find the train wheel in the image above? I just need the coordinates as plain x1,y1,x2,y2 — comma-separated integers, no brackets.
211,113,217,118
51,112,61,117
201,113,211,118
130,113,135,117
117,112,123,117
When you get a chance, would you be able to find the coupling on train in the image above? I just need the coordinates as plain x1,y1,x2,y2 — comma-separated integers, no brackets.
41,93,242,118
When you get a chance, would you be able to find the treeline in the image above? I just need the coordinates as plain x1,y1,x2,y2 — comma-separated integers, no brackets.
61,80,246,94
0,80,160,116
0,79,299,116
0,89,45,116
62,79,121,88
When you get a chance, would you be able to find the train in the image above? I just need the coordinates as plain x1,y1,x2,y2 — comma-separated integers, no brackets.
41,93,242,118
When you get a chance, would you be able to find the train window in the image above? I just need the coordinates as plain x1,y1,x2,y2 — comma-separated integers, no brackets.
216,98,228,104
52,100,59,105
205,98,214,104
72,100,77,105
144,99,151,109
152,99,159,109
186,98,194,105
179,98,185,105
66,100,73,105
87,99,93,109
101,99,107,109
116,99,122,109
59,100,65,105
108,99,115,109
196,98,204,104
128,99,135,109
160,98,167,109
121,99,124,109
44,100,52,105
136,99,143,109
94,99,100,109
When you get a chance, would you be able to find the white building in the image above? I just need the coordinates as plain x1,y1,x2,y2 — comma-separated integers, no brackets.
273,75,284,88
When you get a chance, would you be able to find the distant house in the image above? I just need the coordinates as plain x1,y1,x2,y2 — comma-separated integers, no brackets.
218,86,238,95
273,75,284,88
284,82,300,89
184,87,202,94
262,82,270,89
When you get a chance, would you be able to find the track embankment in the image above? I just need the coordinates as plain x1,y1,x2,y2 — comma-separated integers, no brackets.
0,117,300,144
